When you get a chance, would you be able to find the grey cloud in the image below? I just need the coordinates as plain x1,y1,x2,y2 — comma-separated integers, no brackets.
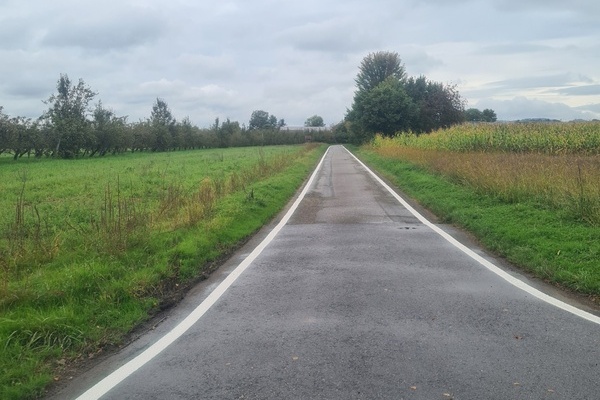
1,0,600,126
476,97,600,121
4,81,48,98
486,73,594,91
493,0,600,15
42,16,165,50
403,52,445,75
278,18,381,54
555,85,600,96
476,43,551,55
0,19,35,50
176,54,237,81
574,103,600,114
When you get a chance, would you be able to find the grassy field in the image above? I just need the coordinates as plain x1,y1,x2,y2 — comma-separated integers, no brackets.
0,144,326,399
357,122,600,299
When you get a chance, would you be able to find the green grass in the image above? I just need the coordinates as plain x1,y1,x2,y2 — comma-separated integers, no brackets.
352,146,600,298
0,144,326,399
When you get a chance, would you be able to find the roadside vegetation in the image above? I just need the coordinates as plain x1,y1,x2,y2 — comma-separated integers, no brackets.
355,121,600,299
0,144,326,399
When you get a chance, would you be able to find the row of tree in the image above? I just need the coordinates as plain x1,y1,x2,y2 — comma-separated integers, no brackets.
2,56,496,158
0,75,329,160
342,51,490,142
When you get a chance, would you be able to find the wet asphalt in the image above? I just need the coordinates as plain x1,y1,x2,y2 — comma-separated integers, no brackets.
53,145,599,400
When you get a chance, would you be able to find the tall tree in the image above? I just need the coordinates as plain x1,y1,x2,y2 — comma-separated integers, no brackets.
347,52,410,141
150,98,176,151
43,74,97,158
355,51,406,93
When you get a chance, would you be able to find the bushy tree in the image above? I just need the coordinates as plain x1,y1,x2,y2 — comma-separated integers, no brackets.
305,115,325,127
355,51,406,93
43,74,97,158
347,52,411,141
0,107,10,156
91,101,128,156
220,118,243,147
346,52,466,142
482,108,497,122
5,116,36,159
406,77,465,132
352,77,416,138
465,108,497,122
178,117,197,149
248,110,279,130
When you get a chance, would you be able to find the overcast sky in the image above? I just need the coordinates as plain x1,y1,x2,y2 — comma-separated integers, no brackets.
1,0,599,127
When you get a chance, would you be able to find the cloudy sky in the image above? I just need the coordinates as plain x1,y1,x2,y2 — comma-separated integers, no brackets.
1,0,599,127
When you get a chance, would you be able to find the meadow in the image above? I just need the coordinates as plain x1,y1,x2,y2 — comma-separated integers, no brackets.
358,122,600,299
0,144,326,399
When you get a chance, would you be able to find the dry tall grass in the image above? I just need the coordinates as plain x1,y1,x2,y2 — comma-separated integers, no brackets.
371,131,600,225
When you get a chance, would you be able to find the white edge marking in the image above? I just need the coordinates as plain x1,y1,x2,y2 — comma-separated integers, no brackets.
344,146,600,326
76,147,332,400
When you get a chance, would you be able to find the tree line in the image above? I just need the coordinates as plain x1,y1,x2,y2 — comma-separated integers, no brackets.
0,74,329,160
2,57,497,158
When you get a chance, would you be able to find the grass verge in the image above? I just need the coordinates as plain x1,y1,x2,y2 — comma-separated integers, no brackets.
351,146,600,300
1,144,327,400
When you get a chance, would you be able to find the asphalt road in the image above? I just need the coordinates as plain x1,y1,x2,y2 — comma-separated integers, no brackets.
53,145,599,400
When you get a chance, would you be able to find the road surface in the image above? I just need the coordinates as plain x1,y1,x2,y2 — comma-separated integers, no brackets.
53,145,599,399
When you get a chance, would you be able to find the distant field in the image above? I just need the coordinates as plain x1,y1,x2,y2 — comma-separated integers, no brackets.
357,121,600,300
0,144,326,399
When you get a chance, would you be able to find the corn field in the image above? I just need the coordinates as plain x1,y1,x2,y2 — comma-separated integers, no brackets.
368,122,600,225
383,121,600,155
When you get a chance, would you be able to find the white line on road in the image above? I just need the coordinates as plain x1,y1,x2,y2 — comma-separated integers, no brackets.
345,146,600,326
75,147,331,400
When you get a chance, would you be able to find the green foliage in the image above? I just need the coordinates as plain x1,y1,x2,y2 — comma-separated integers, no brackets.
355,51,406,93
2,75,319,161
248,110,279,130
346,52,466,143
405,76,465,132
304,115,325,127
91,101,128,156
150,98,177,151
351,77,416,138
42,74,97,158
465,108,497,122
